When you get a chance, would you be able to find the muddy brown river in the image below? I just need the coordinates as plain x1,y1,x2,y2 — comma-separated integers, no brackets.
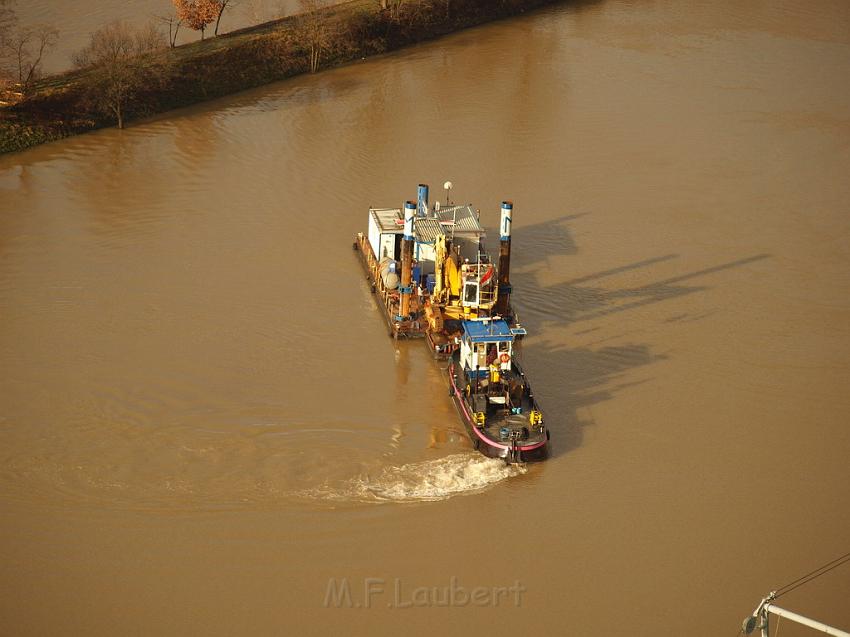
2,1,849,635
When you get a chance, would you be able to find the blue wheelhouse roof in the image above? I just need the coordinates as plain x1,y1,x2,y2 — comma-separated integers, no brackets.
462,319,514,343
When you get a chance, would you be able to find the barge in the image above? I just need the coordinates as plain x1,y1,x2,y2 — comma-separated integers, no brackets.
353,183,550,463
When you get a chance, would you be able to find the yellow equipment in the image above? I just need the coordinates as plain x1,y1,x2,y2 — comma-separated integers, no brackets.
444,254,461,297
434,234,447,303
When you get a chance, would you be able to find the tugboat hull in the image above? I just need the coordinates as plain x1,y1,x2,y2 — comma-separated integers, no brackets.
448,360,550,464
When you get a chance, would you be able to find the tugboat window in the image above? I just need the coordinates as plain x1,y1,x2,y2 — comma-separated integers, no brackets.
463,282,478,304
498,342,509,352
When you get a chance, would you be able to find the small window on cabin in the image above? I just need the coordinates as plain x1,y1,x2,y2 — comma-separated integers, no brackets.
499,342,509,353
464,282,478,304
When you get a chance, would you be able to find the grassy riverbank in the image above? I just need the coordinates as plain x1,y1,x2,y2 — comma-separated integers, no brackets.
0,0,565,155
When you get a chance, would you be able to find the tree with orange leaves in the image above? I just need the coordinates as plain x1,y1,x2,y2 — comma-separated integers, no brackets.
173,0,219,40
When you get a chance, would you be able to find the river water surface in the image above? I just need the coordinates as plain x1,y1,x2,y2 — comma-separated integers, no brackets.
2,1,850,635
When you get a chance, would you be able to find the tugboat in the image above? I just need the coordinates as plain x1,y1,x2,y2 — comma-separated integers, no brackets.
353,182,550,463
447,318,549,462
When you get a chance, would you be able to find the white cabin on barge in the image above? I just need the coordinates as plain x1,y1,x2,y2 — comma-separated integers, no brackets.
366,203,486,278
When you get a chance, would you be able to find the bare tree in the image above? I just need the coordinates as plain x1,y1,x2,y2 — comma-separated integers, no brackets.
213,0,239,36
296,0,331,74
1,0,57,97
153,14,183,48
72,21,168,129
2,24,58,94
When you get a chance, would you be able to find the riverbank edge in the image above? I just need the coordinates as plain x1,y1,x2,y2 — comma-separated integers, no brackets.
0,0,569,156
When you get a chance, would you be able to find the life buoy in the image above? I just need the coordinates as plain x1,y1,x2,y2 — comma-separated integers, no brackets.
499,352,510,364
479,264,494,286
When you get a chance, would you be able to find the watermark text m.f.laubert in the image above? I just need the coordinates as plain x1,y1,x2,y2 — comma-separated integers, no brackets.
323,576,526,609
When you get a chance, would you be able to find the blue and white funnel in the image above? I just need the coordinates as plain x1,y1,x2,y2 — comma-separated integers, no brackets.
417,184,429,217
500,200,513,241
495,200,513,316
404,201,416,240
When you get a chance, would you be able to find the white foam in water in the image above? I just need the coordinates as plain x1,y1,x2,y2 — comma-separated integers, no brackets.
302,453,527,503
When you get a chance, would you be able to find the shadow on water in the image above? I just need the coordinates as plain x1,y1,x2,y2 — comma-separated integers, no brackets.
508,214,771,457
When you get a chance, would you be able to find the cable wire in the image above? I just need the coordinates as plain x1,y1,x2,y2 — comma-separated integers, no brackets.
774,551,850,598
